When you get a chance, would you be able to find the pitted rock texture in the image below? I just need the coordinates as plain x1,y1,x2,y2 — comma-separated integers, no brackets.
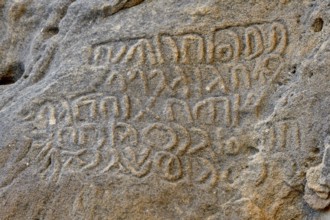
0,0,329,219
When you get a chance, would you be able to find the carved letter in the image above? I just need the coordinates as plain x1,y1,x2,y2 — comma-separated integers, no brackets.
165,98,193,123
193,97,231,126
267,22,288,55
99,96,120,119
180,34,205,64
245,26,264,60
214,29,242,63
142,123,177,151
231,64,251,90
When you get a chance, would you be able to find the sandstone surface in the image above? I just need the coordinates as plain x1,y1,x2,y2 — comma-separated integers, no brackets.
0,0,329,219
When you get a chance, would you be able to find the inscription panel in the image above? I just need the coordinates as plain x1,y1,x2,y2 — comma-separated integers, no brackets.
21,21,296,190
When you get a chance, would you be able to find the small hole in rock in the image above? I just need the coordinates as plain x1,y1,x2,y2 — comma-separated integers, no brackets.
0,62,25,85
291,65,297,74
247,146,259,155
43,26,59,37
309,72,314,78
312,18,324,32
311,147,320,154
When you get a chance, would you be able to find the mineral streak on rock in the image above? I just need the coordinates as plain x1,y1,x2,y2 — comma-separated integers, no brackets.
0,0,329,219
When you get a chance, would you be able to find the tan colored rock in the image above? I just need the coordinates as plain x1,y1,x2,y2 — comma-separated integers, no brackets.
0,0,329,219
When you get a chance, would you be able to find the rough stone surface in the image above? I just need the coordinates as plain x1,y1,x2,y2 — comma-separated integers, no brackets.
0,0,329,219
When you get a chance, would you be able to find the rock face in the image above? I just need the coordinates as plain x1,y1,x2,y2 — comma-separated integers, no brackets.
0,0,329,219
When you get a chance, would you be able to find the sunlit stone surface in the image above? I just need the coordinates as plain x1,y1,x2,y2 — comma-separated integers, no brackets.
0,0,329,219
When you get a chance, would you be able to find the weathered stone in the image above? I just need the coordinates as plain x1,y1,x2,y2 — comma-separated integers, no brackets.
0,0,329,219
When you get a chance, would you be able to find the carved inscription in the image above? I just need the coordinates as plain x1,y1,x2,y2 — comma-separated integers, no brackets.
88,22,287,66
22,21,292,188
25,96,222,187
